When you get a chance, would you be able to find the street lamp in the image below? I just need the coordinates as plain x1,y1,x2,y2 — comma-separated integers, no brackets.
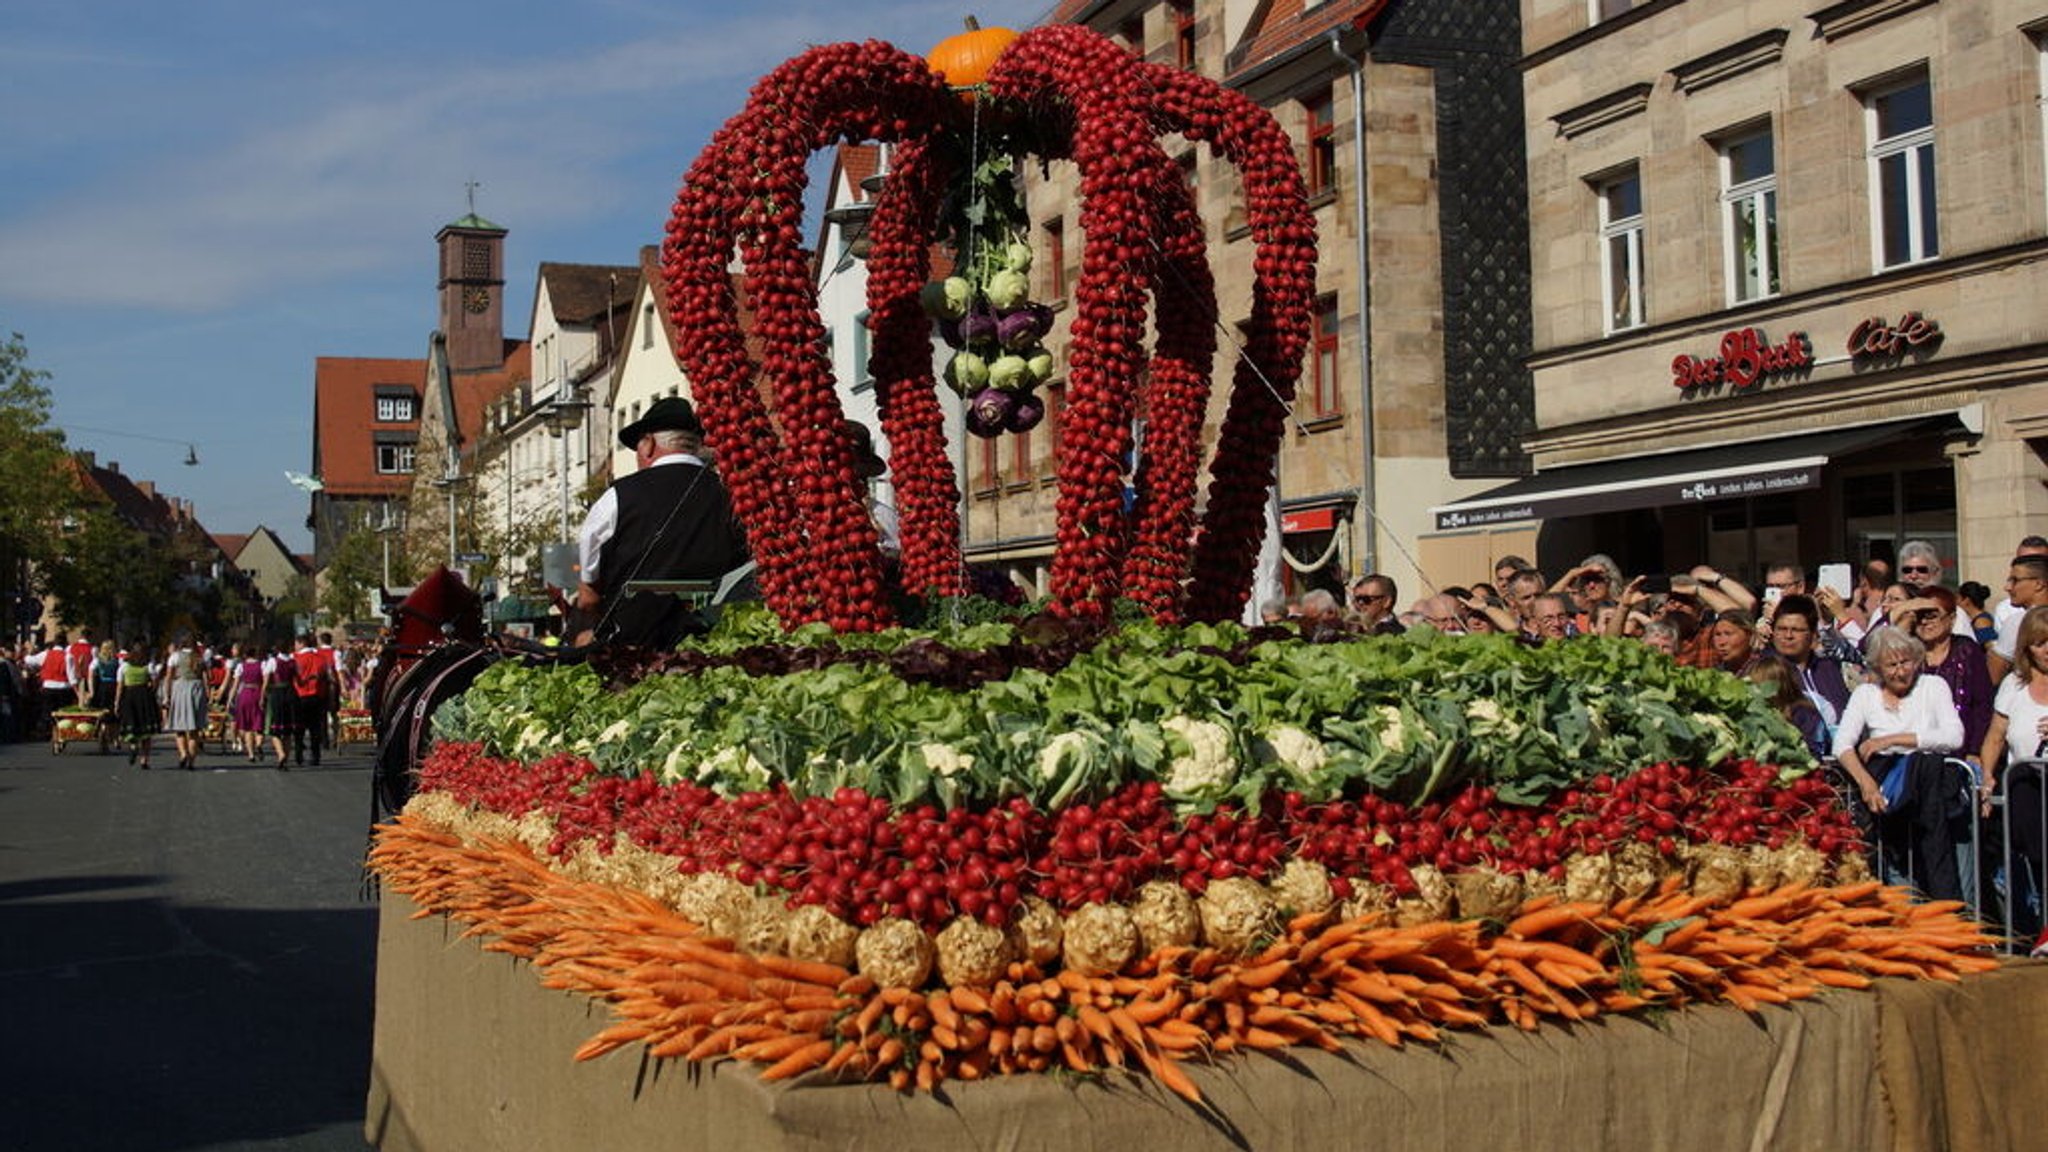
544,388,592,541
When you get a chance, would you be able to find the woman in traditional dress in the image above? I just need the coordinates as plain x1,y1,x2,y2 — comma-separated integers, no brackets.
113,644,159,769
261,640,297,770
220,643,266,762
159,637,210,770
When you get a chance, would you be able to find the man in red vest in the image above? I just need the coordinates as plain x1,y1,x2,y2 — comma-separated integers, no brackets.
37,634,72,740
290,633,333,767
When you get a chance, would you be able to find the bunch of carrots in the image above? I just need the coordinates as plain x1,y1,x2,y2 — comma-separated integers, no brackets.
368,814,2002,1105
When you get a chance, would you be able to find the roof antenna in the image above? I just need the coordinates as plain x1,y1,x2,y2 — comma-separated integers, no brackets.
465,179,481,215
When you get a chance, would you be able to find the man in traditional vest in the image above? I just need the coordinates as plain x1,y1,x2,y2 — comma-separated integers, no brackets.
290,633,332,767
573,397,747,649
37,634,72,740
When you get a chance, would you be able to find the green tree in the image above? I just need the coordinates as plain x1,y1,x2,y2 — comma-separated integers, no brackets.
39,502,178,642
0,334,82,626
319,522,388,627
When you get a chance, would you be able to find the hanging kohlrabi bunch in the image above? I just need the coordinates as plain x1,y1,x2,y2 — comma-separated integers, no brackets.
922,152,1057,439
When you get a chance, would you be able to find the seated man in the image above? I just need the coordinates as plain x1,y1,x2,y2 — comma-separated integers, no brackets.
574,397,748,649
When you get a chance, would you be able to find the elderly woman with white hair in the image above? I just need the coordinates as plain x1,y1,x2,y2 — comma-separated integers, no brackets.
1834,626,1968,898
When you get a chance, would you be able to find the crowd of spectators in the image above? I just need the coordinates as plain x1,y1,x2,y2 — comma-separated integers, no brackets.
1275,535,2048,945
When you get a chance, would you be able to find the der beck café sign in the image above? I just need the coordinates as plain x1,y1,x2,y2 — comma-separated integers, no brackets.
1671,311,1943,392
1431,312,1948,531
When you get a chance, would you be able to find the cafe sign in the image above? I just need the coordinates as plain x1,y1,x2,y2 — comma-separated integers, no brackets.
1674,312,1944,397
1847,311,1943,361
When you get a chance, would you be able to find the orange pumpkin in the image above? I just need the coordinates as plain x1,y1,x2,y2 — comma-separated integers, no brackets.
927,17,1018,93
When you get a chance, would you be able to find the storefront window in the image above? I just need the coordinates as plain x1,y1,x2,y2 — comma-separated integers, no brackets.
1842,465,1956,576
1282,529,1345,601
1703,494,1799,586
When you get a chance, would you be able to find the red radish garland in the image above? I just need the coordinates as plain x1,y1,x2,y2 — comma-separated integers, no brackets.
661,28,1315,628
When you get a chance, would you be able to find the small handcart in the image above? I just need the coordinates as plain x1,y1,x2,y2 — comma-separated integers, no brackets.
51,709,114,755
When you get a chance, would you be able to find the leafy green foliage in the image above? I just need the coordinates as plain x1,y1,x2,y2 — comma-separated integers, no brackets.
0,333,82,578
440,619,1817,815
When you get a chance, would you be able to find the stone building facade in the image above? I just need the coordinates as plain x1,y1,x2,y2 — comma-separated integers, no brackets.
1437,0,2048,587
970,0,1533,607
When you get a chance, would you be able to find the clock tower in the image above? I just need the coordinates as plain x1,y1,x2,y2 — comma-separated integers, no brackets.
436,209,507,373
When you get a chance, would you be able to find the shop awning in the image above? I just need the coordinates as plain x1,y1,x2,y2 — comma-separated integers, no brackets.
1429,418,1947,532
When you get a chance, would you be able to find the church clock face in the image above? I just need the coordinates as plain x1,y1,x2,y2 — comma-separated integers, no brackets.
463,285,491,314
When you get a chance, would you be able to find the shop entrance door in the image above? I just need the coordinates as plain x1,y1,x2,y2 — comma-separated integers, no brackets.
1840,464,1957,576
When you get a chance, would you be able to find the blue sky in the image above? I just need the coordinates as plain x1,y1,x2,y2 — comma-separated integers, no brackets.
0,0,1020,552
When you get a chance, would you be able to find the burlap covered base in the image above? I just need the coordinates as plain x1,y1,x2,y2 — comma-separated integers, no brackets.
365,893,2048,1152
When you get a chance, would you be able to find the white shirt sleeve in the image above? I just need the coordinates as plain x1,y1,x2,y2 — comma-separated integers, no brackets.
1993,610,2022,661
1912,675,1964,753
577,486,619,587
1833,684,1878,757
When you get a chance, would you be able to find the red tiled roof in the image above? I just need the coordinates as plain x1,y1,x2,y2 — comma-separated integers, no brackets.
313,356,424,497
211,531,251,558
77,458,186,538
1046,0,1096,24
1044,0,1390,82
1227,0,1388,81
449,342,531,453
841,145,881,202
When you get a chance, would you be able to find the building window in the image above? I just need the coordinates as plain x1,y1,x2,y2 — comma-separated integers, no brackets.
642,303,655,350
1865,73,1938,269
1012,413,1033,480
853,310,872,389
1591,0,1638,22
1309,296,1341,418
375,394,416,423
1171,0,1195,70
978,435,1000,494
1304,92,1336,197
1719,129,1779,303
1043,218,1066,300
376,441,416,475
1598,169,1646,332
1119,15,1144,54
1044,384,1064,473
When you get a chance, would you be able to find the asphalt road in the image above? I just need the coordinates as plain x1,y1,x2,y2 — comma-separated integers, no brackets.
0,730,381,1152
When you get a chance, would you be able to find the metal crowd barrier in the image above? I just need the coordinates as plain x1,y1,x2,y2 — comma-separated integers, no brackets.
1823,755,1985,926
2002,758,2048,954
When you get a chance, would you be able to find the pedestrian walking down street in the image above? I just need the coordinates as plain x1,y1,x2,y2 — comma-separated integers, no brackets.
222,643,265,762
160,638,209,771
35,634,72,741
113,644,158,769
291,634,331,767
261,641,297,770
0,643,23,742
89,640,119,712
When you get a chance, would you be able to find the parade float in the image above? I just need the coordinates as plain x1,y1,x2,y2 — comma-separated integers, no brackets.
363,21,2047,1152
